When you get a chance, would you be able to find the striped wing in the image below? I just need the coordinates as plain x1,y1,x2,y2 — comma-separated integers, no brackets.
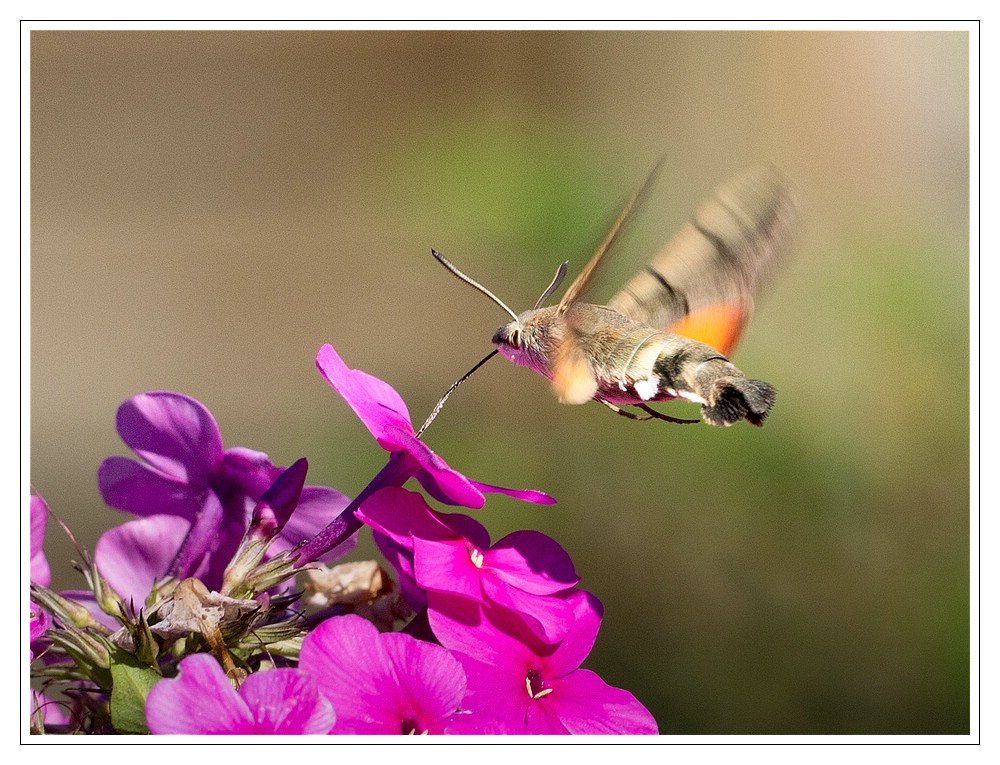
606,165,796,356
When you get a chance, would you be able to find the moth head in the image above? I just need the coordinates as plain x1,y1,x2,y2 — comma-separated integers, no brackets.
492,320,521,349
492,308,573,382
491,314,531,368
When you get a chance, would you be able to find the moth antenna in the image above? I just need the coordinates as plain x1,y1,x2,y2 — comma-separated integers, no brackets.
431,249,519,323
416,349,499,438
532,261,569,310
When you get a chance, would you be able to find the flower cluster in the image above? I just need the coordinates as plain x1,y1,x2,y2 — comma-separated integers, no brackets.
28,343,657,735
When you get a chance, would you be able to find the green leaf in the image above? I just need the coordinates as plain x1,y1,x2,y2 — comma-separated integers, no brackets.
109,650,161,735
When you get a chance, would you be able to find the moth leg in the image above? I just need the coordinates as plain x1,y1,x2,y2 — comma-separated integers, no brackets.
599,399,699,424
599,399,654,421
634,403,700,425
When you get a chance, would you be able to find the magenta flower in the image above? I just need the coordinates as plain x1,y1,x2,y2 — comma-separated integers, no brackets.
298,614,466,734
145,653,335,734
431,590,659,735
30,690,69,730
30,605,50,645
357,487,579,643
30,605,51,662
29,495,53,662
94,460,327,609
98,391,352,588
296,344,553,564
30,494,51,587
315,344,554,509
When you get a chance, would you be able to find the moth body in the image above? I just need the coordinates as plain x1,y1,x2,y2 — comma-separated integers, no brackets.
493,303,776,427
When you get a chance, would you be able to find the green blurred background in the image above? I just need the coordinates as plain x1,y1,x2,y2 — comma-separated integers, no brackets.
30,30,970,734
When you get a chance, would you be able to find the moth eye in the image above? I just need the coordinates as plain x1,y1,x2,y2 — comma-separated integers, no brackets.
509,328,521,347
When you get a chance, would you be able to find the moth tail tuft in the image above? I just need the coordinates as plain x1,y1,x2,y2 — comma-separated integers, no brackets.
701,378,777,427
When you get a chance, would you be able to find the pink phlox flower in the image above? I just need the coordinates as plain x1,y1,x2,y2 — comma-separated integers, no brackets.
431,589,659,735
30,605,51,662
30,494,55,661
98,391,352,587
30,494,51,587
315,343,554,509
358,487,578,644
298,614,466,735
145,653,335,734
30,690,69,730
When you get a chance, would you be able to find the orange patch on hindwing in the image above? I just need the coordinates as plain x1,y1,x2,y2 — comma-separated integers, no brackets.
667,303,747,356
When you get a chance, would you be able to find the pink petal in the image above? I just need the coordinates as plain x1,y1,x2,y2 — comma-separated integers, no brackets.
472,481,558,505
238,668,336,734
547,669,658,735
299,614,392,733
300,614,465,735
414,468,486,509
146,654,254,734
371,531,425,611
544,590,604,677
446,652,566,734
316,344,551,510
484,530,579,595
359,489,492,602
315,344,413,448
115,392,224,487
427,593,532,666
378,632,467,732
413,535,485,602
480,577,575,645
30,495,51,587
94,515,192,606
441,511,493,547
356,487,458,549
523,696,572,734
397,429,485,509
98,456,204,519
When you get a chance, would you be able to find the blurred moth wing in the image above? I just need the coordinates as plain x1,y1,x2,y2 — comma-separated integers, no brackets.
552,332,599,405
606,165,796,354
544,159,664,404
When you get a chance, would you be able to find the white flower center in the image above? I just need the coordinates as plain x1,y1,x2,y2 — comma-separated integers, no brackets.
525,672,553,699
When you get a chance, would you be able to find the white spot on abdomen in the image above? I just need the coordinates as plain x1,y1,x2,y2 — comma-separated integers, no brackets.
633,376,660,401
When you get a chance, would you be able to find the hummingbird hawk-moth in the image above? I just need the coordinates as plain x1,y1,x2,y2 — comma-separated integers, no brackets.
424,164,796,431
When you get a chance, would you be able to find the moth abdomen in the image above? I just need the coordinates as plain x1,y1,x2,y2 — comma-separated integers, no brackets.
648,341,777,427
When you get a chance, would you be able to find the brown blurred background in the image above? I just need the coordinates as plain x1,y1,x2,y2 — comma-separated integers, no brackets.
30,30,970,734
